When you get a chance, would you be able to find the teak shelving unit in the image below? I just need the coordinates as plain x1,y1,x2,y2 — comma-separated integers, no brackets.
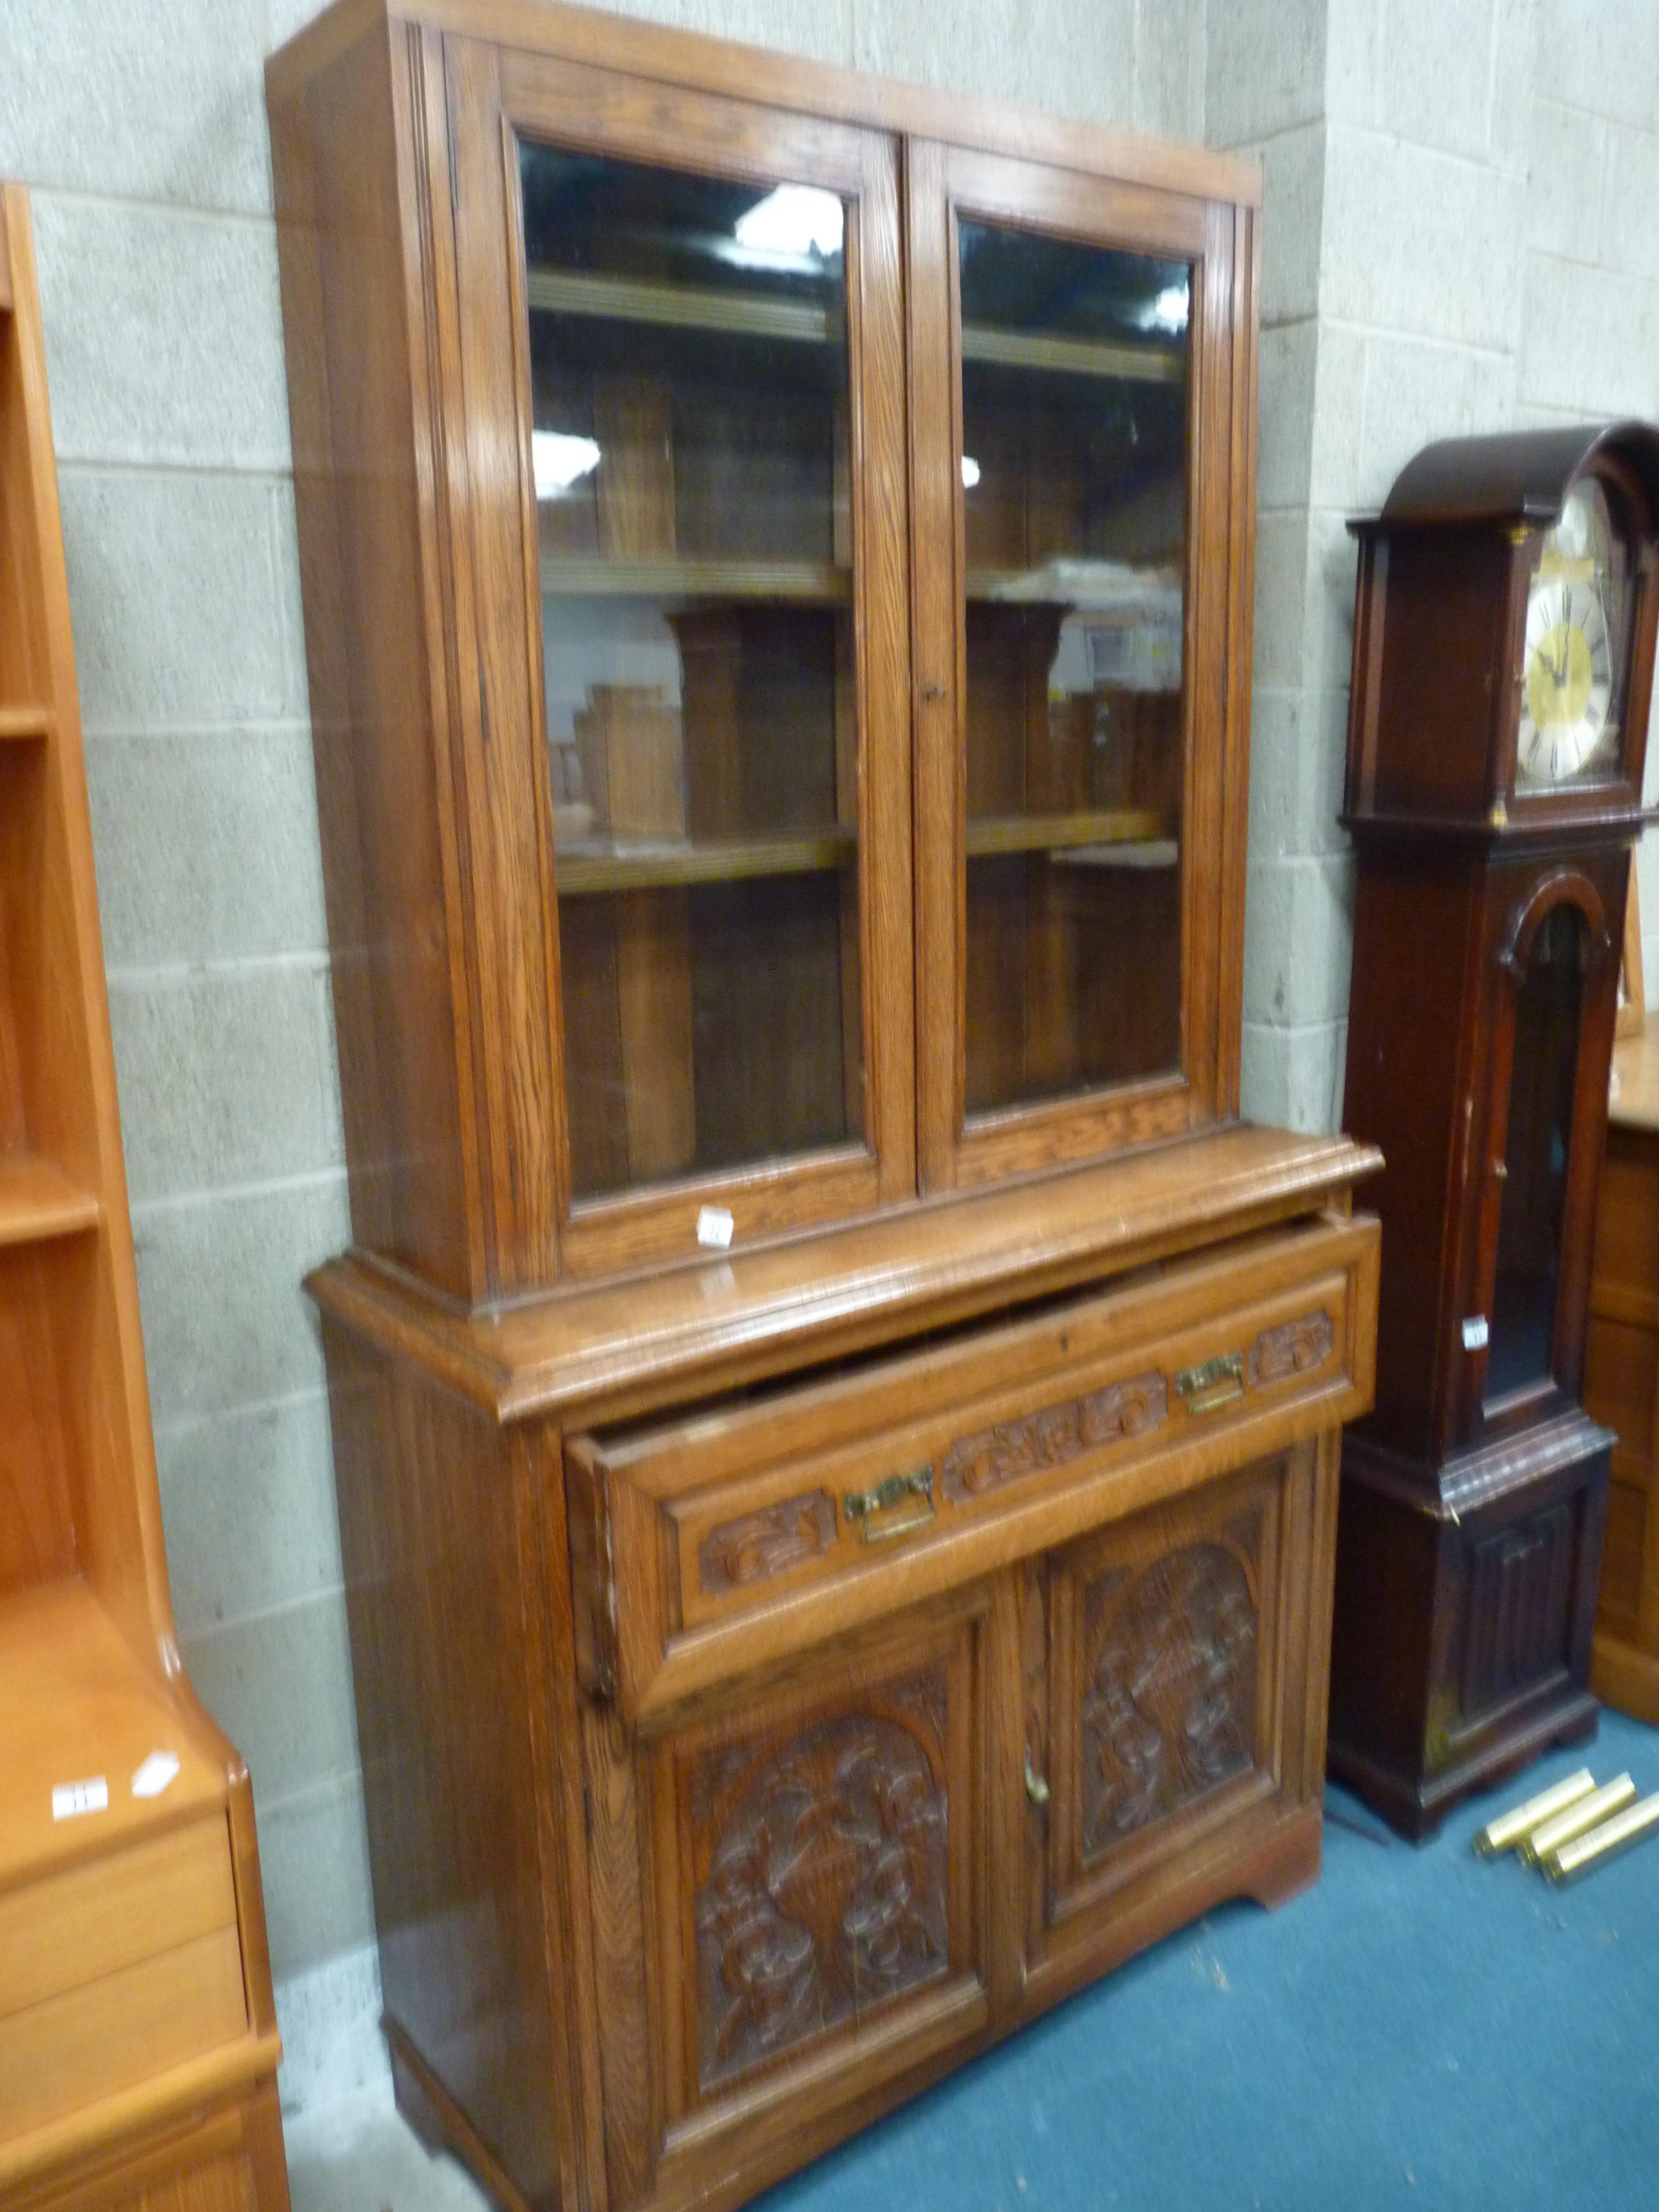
268,9,1382,2211
0,183,289,2211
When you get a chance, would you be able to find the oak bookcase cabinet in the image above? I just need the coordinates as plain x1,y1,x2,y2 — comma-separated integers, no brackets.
268,8,1381,2209
0,184,289,2212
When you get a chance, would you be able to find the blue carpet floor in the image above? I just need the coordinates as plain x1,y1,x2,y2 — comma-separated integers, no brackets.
760,1712,1659,2212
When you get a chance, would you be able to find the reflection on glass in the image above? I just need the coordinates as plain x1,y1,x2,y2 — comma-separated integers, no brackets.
1517,476,1635,787
521,144,862,1199
1486,905,1584,1404
957,221,1191,1116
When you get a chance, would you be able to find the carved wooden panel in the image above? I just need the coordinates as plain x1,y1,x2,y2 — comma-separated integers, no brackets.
1248,1308,1333,1388
698,1489,838,1595
940,1370,1166,1503
689,1666,951,2091
1077,1521,1260,1861
1459,1499,1577,1718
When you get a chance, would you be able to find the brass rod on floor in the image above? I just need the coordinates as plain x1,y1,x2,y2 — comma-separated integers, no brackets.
1521,1775,1637,1867
1472,1770,1596,1858
1543,1792,1659,1885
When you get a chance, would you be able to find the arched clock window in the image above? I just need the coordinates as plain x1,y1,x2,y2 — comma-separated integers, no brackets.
1485,901,1586,1406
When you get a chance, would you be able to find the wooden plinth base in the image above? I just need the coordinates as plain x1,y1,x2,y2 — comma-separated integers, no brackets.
1328,1411,1611,1842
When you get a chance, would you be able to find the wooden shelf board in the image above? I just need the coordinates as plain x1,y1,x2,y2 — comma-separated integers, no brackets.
962,323,1182,383
0,705,52,743
966,810,1166,857
0,1580,229,1895
555,829,855,894
541,556,850,603
523,269,1183,387
0,1154,101,1247
528,265,833,347
966,563,1182,610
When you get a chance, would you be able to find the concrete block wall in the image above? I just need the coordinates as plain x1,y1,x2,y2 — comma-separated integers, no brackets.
0,0,1203,2105
1516,0,1659,983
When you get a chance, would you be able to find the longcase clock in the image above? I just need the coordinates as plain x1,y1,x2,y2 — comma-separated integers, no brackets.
1329,421,1659,1839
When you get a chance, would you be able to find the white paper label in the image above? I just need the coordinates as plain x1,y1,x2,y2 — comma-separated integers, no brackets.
696,1206,734,1249
52,1776,109,1822
1462,1315,1489,1351
132,1750,181,1799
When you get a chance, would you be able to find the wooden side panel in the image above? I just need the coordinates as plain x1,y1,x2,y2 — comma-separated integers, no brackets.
319,1319,569,2212
269,24,477,1298
1585,1117,1659,1711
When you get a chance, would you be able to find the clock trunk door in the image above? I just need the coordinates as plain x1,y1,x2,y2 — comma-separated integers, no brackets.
906,144,1253,1193
1467,874,1621,1438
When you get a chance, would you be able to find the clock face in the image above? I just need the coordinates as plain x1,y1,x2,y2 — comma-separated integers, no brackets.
1516,477,1632,788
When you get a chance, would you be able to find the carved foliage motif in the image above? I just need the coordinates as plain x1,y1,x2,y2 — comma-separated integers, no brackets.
699,1490,837,1595
1248,1309,1333,1388
691,1669,951,2091
1079,1532,1259,1861
941,1371,1167,1504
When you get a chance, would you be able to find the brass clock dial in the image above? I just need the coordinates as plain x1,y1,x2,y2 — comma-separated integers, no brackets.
1517,478,1630,787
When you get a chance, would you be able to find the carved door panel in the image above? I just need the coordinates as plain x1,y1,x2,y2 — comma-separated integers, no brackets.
638,1585,995,2194
1027,1456,1290,1980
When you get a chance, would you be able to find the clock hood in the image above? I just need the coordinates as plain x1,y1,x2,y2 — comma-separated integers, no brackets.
1361,420,1659,535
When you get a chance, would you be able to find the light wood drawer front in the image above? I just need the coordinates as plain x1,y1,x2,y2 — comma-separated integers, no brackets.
0,1926,249,2143
0,1814,236,2018
568,1213,1379,1715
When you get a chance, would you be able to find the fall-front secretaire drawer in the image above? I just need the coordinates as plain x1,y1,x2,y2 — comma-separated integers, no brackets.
566,1210,1379,1718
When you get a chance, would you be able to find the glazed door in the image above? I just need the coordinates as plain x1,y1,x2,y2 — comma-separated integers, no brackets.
440,38,914,1282
907,142,1255,1192
1464,868,1620,1443
582,1586,999,2208
1019,1450,1327,2001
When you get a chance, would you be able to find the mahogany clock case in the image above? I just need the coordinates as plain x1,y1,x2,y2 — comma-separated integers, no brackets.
1329,422,1659,1841
266,7,1381,2211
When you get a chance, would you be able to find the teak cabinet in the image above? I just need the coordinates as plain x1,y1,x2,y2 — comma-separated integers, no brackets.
268,7,1380,2209
0,185,288,2212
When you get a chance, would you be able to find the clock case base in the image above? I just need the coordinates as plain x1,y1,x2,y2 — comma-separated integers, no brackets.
1327,1409,1609,1841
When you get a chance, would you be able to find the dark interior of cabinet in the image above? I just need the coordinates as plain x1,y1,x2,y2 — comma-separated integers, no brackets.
1486,903,1584,1405
959,335,1188,1115
523,142,864,1199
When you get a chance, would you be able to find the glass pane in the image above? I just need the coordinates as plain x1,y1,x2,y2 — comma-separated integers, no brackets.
1517,475,1636,789
1485,905,1584,1404
520,145,862,1199
957,221,1191,1117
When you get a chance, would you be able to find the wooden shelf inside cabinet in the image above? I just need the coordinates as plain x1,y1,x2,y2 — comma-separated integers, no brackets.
961,323,1183,384
528,265,834,347
0,705,51,741
540,556,851,603
965,810,1167,858
0,1154,100,1246
964,565,1182,607
554,829,855,894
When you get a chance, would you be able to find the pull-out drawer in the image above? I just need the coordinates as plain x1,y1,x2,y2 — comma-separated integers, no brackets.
567,1211,1379,1717
0,1813,249,2146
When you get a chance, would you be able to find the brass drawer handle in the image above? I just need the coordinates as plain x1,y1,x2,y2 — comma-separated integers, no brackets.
1175,1352,1246,1417
844,1466,935,1545
1024,1754,1050,1809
